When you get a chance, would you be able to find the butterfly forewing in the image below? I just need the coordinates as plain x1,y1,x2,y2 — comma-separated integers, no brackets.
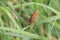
29,10,39,23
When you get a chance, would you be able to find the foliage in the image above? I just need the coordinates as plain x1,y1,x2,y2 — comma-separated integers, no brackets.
0,0,60,40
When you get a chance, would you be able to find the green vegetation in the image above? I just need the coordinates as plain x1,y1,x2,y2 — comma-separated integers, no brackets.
0,0,60,40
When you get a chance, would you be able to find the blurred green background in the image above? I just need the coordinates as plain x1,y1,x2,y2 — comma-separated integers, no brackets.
0,0,60,40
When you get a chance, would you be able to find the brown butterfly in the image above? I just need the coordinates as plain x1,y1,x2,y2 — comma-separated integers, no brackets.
29,10,39,24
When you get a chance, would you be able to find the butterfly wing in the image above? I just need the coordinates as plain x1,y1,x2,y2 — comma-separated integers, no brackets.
29,10,39,23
